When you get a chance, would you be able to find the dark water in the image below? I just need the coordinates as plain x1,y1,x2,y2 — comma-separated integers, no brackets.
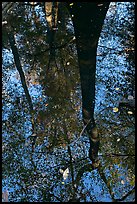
2,2,135,202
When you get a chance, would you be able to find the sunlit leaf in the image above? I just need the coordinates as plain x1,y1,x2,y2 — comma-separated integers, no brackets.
121,180,125,184
2,21,8,25
59,169,64,174
66,62,70,65
98,4,103,6
113,107,119,112
63,168,69,180
127,111,133,115
130,176,135,186
69,3,74,6
31,81,39,85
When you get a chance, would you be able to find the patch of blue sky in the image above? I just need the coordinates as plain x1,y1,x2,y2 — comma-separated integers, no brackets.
34,5,46,23
112,184,134,201
70,140,88,159
2,49,14,66
116,2,131,17
123,192,135,202
52,179,76,202
29,84,42,100
52,187,64,202
100,35,121,50
23,120,32,138
2,102,14,122
95,84,106,108
2,182,15,196
103,163,134,199
99,58,127,74
9,71,22,86
46,154,62,168
30,4,48,33
82,171,113,202
34,4,42,12
14,33,23,42
66,19,74,32
2,177,19,195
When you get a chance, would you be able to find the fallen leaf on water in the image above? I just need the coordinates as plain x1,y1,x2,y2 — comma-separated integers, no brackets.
98,4,103,6
66,62,70,65
113,107,119,113
63,168,69,180
59,169,64,174
121,180,125,185
127,111,133,115
31,81,39,85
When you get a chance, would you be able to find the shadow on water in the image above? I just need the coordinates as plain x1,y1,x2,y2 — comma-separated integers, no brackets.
2,2,135,202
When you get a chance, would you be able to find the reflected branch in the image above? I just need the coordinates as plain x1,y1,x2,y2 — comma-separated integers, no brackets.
114,186,135,202
98,164,135,202
99,153,135,157
70,119,91,145
98,165,115,201
63,121,77,197
31,37,76,60
8,31,38,149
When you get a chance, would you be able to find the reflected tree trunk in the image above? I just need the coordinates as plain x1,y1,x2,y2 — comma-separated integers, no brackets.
67,3,110,163
8,33,33,112
45,2,59,61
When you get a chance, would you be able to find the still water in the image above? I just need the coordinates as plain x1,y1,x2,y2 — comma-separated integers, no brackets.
2,2,135,202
